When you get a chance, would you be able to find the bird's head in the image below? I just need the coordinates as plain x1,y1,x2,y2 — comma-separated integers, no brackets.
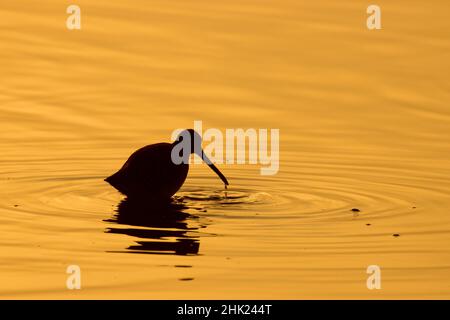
173,129,202,155
172,129,229,186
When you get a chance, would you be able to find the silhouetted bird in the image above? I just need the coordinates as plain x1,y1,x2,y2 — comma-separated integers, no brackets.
105,129,229,200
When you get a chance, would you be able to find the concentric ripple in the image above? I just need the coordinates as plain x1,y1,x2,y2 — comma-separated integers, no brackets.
1,152,444,226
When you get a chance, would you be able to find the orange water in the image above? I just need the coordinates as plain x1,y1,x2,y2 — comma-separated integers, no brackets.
1,0,450,298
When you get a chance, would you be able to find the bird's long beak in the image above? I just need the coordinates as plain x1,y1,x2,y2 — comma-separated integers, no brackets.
200,151,229,186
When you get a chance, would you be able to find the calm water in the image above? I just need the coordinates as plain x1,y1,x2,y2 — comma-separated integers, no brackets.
1,0,450,298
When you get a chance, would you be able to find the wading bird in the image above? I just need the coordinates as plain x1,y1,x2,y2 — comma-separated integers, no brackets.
105,129,229,200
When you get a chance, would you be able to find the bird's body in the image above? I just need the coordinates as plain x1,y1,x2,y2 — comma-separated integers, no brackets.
105,129,229,201
106,143,189,200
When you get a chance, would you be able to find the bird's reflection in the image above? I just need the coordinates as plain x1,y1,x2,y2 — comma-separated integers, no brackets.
105,197,202,255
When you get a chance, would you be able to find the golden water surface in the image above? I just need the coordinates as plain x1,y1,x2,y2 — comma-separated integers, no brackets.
1,0,450,298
